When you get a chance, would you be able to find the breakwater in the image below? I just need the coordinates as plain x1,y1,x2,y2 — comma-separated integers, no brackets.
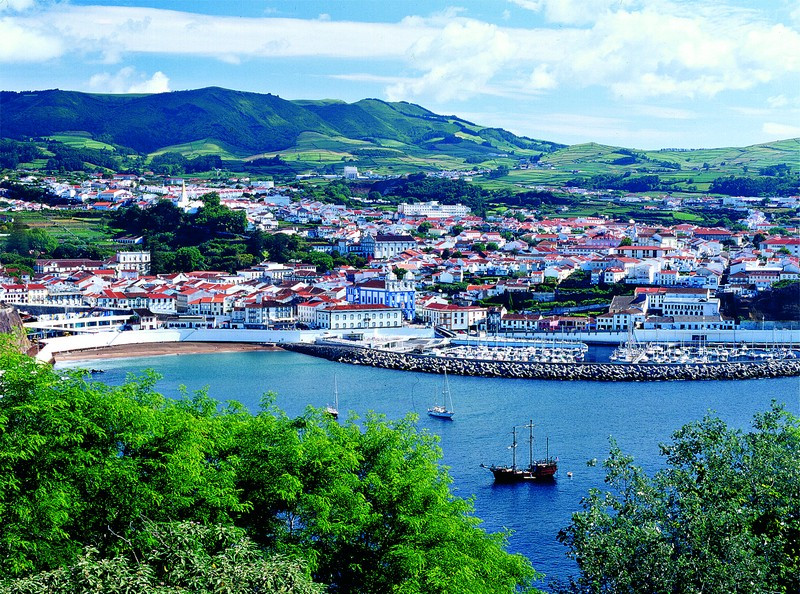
284,343,800,381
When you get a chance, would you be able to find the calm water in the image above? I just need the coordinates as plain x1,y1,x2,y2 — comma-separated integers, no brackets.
60,351,800,588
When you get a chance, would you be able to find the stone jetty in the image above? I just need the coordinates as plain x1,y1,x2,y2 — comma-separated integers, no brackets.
284,343,800,381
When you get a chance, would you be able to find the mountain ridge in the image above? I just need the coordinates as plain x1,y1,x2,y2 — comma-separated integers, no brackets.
0,87,561,157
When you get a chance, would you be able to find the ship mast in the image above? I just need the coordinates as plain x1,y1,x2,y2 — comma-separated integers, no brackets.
511,426,517,469
529,420,534,468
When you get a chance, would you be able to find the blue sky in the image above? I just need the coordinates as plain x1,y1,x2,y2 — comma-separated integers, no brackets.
2,0,799,149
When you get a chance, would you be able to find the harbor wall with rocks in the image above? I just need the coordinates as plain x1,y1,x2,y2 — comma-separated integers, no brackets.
283,343,800,381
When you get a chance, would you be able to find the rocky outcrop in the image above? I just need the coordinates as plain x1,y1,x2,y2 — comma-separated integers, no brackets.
0,303,31,354
284,343,800,381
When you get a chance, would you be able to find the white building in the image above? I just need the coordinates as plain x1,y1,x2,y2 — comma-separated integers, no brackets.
398,201,470,219
418,302,488,331
316,303,402,330
112,251,151,275
360,234,417,260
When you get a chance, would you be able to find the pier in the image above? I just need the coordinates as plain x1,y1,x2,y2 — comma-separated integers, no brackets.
283,342,800,382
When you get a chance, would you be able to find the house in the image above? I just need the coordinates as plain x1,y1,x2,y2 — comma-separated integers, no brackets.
759,237,800,257
418,302,487,331
360,234,416,259
596,295,646,331
244,300,294,327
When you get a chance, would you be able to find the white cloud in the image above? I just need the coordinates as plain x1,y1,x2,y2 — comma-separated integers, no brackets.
0,19,62,61
328,73,411,84
762,122,800,138
88,67,170,94
386,19,514,102
0,1,797,107
0,0,35,12
509,0,638,25
633,105,696,120
767,95,789,108
527,64,556,90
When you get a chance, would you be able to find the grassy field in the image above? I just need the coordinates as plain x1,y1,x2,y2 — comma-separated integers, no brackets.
148,139,245,161
10,211,116,249
473,138,800,192
48,134,117,152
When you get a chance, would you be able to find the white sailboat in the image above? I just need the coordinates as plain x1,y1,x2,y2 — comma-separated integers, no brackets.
428,370,455,420
325,375,339,420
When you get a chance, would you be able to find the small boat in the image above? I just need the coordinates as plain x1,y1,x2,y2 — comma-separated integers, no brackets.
428,369,454,420
325,375,339,420
482,421,557,482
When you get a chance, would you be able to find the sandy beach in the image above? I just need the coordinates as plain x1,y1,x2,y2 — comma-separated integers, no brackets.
55,341,283,362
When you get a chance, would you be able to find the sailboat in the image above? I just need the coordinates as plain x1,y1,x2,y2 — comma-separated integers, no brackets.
325,375,339,420
482,420,557,482
427,370,455,420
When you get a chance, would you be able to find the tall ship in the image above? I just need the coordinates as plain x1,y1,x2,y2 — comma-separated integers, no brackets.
482,421,557,482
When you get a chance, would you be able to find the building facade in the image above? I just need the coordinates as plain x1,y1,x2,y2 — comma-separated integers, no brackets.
345,271,416,320
316,303,402,330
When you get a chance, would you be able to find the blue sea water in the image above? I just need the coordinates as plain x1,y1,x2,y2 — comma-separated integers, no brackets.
61,350,800,588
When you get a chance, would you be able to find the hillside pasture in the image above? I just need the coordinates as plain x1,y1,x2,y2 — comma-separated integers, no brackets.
10,210,115,249
48,134,117,152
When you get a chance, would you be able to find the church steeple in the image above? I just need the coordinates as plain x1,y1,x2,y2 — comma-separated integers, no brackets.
179,180,188,207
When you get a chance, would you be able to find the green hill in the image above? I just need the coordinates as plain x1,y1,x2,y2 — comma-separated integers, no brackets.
1,87,796,180
0,88,561,170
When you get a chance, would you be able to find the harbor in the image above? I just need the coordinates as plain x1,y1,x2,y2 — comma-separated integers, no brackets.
284,342,800,381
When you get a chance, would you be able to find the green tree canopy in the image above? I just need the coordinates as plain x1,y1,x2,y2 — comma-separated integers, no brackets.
1,521,322,594
557,404,800,593
0,346,537,592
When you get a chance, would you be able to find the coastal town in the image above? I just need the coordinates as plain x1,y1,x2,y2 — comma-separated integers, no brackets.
2,168,798,371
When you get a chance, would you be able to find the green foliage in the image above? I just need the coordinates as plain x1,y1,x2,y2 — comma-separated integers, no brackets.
0,181,58,205
111,194,249,272
1,520,322,594
710,174,800,197
371,174,488,216
0,347,536,592
44,141,119,172
0,140,40,169
488,165,510,179
3,227,58,256
557,404,800,593
772,279,800,289
566,173,664,192
174,246,206,271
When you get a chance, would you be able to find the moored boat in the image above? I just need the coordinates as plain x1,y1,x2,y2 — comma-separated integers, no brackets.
325,375,339,420
427,369,455,419
482,421,557,482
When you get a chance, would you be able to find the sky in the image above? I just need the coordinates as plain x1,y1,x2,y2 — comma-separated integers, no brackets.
1,0,799,150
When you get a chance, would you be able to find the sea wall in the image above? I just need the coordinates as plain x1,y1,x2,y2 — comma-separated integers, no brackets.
283,343,800,381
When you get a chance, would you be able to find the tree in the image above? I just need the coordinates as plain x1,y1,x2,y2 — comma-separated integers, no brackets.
417,221,433,234
306,250,334,273
174,246,206,271
557,404,800,593
618,237,633,247
1,521,323,594
488,165,510,179
0,346,538,592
